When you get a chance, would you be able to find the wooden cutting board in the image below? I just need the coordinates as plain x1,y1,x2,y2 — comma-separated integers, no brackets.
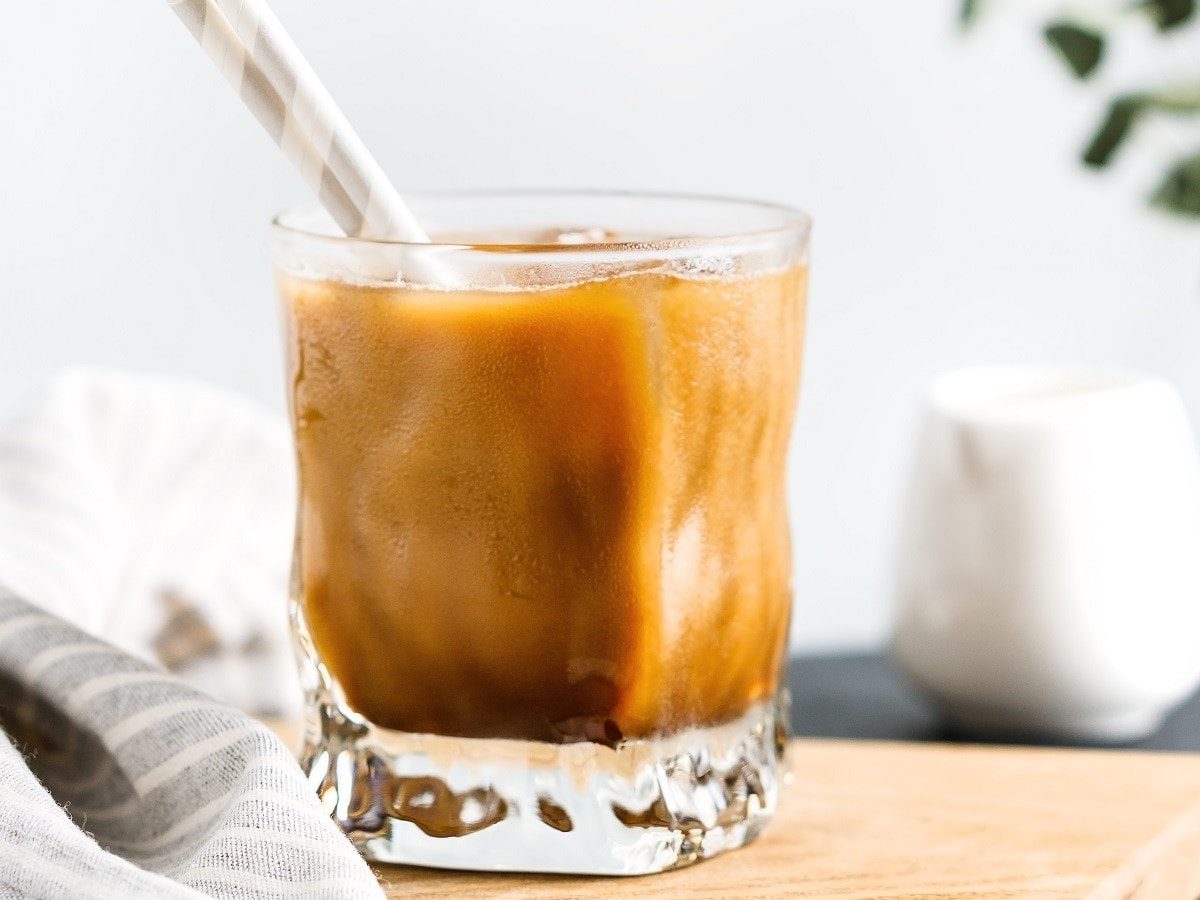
267,724,1200,898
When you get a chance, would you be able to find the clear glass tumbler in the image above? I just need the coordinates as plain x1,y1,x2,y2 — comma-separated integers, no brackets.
271,191,810,875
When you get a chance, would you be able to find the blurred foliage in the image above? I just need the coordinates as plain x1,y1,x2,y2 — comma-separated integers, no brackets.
1153,150,1200,213
1139,0,1196,30
1085,87,1200,169
1044,23,1105,77
965,0,1200,217
1083,95,1147,165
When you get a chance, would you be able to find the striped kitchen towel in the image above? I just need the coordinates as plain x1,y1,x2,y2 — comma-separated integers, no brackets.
0,370,381,898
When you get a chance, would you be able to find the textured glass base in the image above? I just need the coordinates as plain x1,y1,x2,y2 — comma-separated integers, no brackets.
298,695,786,875
291,595,789,875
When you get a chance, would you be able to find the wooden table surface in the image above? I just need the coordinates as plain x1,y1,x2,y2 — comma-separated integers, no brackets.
266,721,1200,898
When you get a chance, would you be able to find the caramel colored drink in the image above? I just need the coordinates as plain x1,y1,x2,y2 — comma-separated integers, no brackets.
273,192,810,875
284,267,805,743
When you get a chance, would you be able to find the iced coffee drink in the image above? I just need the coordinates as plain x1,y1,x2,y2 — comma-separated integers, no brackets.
273,192,810,875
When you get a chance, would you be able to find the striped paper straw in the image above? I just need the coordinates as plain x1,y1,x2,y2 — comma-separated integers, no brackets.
166,0,430,244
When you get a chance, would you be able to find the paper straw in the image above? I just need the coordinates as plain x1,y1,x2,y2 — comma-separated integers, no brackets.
165,0,429,244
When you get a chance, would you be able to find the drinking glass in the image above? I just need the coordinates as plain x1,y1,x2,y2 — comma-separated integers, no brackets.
271,191,810,874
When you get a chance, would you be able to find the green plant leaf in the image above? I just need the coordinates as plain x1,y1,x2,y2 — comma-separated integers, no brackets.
1044,22,1105,78
960,0,981,27
1136,0,1195,31
1150,83,1200,114
1082,85,1200,168
1083,95,1148,166
1151,150,1200,216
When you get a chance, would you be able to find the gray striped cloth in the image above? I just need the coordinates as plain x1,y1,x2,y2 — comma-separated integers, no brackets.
0,370,382,898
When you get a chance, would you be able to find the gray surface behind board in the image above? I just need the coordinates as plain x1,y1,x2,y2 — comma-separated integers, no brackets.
788,653,1200,751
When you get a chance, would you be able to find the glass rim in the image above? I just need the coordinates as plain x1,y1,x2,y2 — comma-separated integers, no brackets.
271,188,812,253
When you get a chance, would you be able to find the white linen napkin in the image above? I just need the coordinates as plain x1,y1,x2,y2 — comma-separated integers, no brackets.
0,369,382,898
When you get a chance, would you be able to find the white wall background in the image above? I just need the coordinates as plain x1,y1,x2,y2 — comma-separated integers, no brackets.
2,2,1198,652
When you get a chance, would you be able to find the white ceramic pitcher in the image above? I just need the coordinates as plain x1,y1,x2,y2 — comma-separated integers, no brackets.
893,366,1200,742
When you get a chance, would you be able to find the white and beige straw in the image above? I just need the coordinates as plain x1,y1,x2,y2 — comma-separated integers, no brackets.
166,0,429,244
